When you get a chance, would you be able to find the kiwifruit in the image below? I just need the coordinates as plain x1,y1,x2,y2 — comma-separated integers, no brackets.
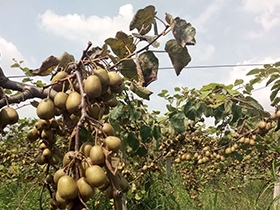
101,85,109,95
89,146,105,165
107,96,118,107
54,108,63,116
102,91,114,103
50,197,59,208
77,177,95,202
49,153,60,165
79,142,93,157
54,92,68,111
225,148,232,154
36,155,47,165
37,99,55,120
46,174,54,184
39,142,47,150
27,128,39,142
276,110,280,118
106,185,113,199
102,123,114,136
41,129,54,142
87,103,104,120
105,136,121,152
85,165,106,187
111,83,125,94
63,151,75,167
57,175,78,200
83,75,102,99
66,92,81,115
35,120,50,131
108,71,123,89
266,122,272,130
51,71,69,92
49,118,58,128
258,121,266,129
98,179,110,191
55,191,69,207
0,107,19,125
81,158,92,171
94,68,109,87
42,148,52,158
271,113,277,120
54,169,66,183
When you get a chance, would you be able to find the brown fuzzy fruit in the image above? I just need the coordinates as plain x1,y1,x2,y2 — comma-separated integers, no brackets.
66,92,81,115
83,75,102,99
79,142,93,157
94,68,109,87
108,71,123,89
87,103,104,120
37,99,55,120
57,175,78,200
54,169,66,183
35,120,50,131
54,92,68,110
111,83,125,94
0,107,19,125
63,151,75,167
102,123,114,136
105,136,121,152
36,155,47,165
55,191,69,207
258,121,266,129
85,165,106,188
90,146,105,165
27,128,39,142
41,129,54,142
77,177,95,202
51,71,69,92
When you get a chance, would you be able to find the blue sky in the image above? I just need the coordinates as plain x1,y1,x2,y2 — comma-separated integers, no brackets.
0,0,280,118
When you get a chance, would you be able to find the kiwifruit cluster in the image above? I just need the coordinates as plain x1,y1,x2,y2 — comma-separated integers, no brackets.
49,122,128,209
28,118,64,166
0,106,19,131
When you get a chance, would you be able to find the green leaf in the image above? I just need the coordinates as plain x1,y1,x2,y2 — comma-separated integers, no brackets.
105,32,136,58
34,80,46,87
119,60,138,79
170,17,196,47
224,100,233,114
270,88,279,101
246,68,263,76
129,5,156,35
136,146,147,157
271,97,280,106
165,39,191,76
4,89,12,94
169,111,185,133
234,152,243,161
266,75,279,86
139,51,159,87
200,90,212,99
234,79,244,86
110,104,124,120
10,63,20,68
244,96,264,110
140,125,152,143
130,82,153,100
174,87,180,91
127,132,139,151
274,61,280,67
184,101,197,121
153,125,161,140
22,78,32,83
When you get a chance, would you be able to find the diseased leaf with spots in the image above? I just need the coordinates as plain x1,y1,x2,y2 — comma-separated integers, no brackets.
30,55,59,76
165,39,191,76
170,17,196,47
139,51,159,87
130,5,156,35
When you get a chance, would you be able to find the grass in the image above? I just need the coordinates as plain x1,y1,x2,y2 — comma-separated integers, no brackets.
0,175,275,210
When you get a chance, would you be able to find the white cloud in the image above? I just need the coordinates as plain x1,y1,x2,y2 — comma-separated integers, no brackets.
243,0,280,31
245,31,263,39
192,0,228,33
226,56,280,111
38,4,134,45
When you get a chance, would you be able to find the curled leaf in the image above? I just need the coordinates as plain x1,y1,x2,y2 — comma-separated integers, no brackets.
165,39,191,76
30,55,59,76
57,52,75,70
165,13,173,25
129,5,156,35
132,33,160,48
130,81,153,100
105,31,136,58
